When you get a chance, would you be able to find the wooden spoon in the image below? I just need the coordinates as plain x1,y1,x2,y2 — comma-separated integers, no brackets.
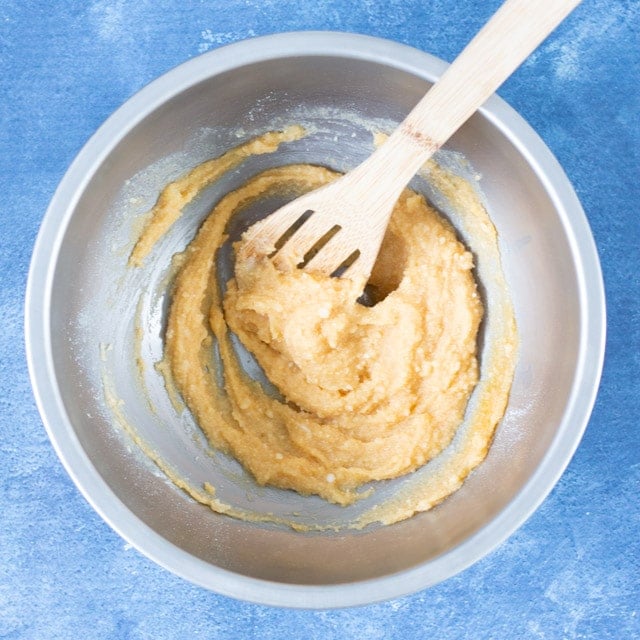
239,0,581,285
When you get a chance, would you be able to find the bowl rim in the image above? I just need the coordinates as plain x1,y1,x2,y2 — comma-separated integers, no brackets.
24,30,606,608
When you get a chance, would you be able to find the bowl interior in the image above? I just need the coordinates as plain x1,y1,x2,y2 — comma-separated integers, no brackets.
34,36,598,604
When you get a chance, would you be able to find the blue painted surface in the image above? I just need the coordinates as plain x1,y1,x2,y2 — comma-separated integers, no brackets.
1,0,638,637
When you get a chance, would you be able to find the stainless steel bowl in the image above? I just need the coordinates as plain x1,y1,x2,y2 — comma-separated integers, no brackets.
25,32,605,608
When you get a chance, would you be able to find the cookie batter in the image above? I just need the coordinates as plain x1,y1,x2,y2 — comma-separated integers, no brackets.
130,126,517,522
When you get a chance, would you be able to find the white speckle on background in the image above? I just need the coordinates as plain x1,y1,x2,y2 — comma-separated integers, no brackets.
532,1,639,81
198,28,256,53
87,0,153,91
90,0,126,43
550,11,618,81
198,29,215,53
526,620,547,639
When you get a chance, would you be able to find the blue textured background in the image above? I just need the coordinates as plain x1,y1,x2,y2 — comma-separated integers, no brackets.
2,1,639,638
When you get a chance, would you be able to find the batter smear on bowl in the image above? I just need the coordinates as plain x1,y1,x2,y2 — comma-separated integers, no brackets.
129,126,518,526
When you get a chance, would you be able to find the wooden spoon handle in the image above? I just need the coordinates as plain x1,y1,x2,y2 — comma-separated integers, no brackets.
335,0,582,284
362,0,582,195
401,0,581,150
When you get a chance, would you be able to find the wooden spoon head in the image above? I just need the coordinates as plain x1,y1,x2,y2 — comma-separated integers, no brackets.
238,177,386,285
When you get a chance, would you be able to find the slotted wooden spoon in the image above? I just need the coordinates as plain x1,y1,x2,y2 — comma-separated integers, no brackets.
239,0,581,284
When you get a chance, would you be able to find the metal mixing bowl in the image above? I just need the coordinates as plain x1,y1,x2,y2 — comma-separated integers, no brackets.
25,32,605,608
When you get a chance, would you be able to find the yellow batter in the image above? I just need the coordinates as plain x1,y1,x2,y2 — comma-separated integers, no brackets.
129,126,517,523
